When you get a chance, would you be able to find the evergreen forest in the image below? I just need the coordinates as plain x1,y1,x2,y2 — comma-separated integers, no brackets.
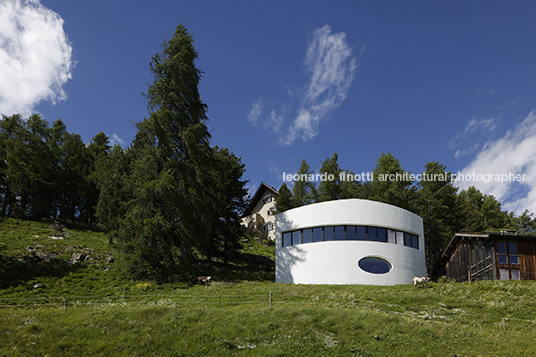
1,25,535,280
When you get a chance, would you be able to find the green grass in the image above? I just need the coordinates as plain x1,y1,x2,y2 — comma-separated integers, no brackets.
1,218,536,356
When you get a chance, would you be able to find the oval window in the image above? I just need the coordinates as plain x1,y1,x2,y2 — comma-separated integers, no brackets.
358,257,391,274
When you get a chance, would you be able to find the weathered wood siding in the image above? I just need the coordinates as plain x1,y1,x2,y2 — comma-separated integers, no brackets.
518,240,536,280
445,241,471,281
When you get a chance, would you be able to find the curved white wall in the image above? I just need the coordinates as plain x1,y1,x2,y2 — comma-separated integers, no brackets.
275,199,426,285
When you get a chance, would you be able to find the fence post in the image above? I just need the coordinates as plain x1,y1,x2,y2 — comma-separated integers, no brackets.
63,297,67,309
269,291,272,308
468,270,471,284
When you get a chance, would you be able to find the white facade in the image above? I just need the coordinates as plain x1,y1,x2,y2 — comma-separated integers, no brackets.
241,183,278,240
275,199,426,285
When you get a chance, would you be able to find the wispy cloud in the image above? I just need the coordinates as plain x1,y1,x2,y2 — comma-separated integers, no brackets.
477,89,495,95
449,116,499,158
249,25,358,145
456,110,536,215
247,99,264,126
110,134,125,146
0,0,75,117
499,101,517,111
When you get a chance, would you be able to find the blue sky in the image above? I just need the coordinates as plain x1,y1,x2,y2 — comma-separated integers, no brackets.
2,0,536,215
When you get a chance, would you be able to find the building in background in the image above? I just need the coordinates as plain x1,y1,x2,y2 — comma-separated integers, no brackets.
275,199,426,285
241,182,278,240
440,231,536,282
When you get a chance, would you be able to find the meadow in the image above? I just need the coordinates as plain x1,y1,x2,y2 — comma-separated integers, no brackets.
1,218,535,356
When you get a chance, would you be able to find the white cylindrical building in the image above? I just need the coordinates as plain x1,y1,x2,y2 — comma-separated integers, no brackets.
275,199,426,285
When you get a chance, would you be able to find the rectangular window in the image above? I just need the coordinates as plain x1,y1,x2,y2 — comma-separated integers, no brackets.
509,242,519,265
396,231,404,245
313,227,323,242
412,235,419,249
377,228,387,243
368,227,377,241
302,229,312,244
357,226,367,241
511,270,520,280
497,241,506,254
334,226,345,241
404,233,412,247
498,241,507,264
346,226,357,240
388,229,396,244
283,232,291,247
292,230,301,245
500,268,509,280
324,226,334,241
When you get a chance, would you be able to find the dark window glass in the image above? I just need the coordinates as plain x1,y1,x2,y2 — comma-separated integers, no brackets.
357,226,367,240
497,241,506,254
313,228,323,242
368,227,377,241
302,229,312,244
283,232,291,247
324,226,334,241
387,230,396,244
498,255,508,264
510,256,519,265
346,226,357,240
377,228,387,243
508,242,518,255
358,257,391,274
292,230,301,245
335,226,345,241
484,240,491,257
404,233,412,247
412,235,419,249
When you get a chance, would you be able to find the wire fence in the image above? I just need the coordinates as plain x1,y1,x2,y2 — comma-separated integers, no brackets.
1,291,535,334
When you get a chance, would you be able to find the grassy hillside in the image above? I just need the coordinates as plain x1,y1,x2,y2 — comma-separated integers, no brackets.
1,218,536,356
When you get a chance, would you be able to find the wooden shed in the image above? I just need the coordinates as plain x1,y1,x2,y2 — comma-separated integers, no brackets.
440,231,536,282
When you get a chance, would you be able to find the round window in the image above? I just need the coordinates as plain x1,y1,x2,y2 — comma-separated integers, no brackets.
358,257,391,274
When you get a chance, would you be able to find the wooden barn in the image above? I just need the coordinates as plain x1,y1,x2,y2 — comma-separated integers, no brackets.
440,231,536,282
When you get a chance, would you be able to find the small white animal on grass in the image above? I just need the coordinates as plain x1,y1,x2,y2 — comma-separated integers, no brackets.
192,276,212,285
412,276,430,288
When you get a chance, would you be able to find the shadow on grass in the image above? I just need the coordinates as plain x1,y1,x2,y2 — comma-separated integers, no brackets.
0,255,86,290
187,250,275,284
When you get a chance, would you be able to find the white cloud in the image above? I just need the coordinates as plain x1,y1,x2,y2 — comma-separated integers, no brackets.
455,110,536,215
247,99,263,126
110,134,125,146
249,25,357,145
0,0,74,117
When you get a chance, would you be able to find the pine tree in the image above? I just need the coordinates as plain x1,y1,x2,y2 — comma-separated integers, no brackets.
292,159,316,206
275,183,297,213
317,153,342,202
417,161,458,272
